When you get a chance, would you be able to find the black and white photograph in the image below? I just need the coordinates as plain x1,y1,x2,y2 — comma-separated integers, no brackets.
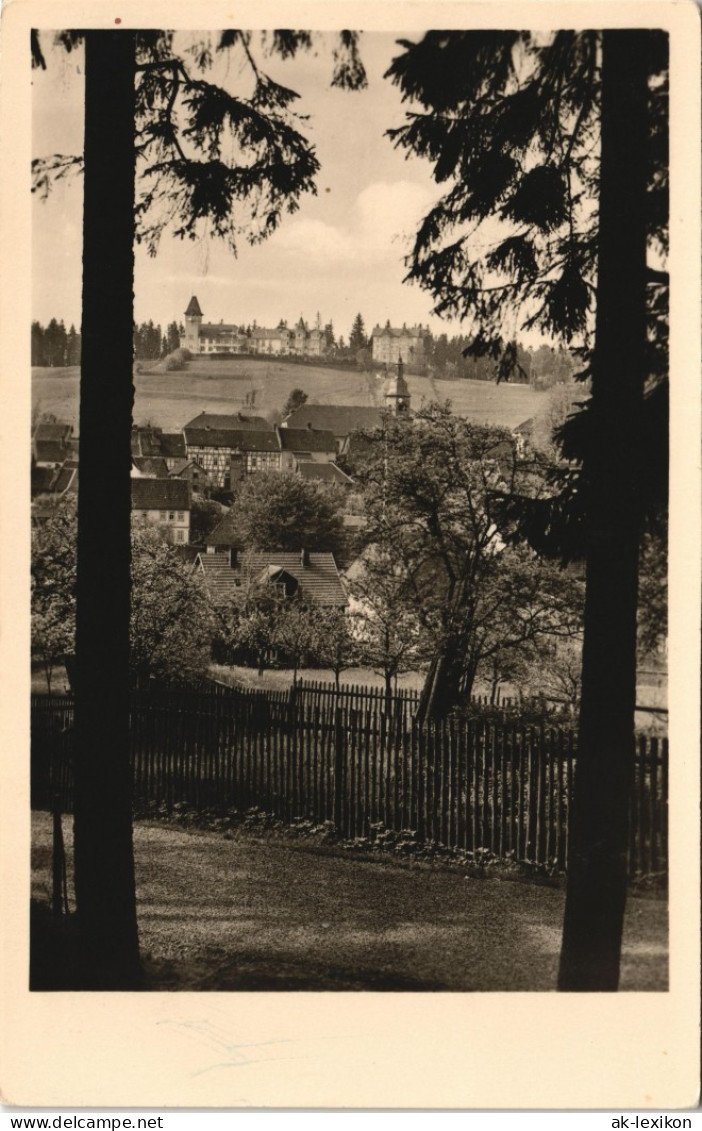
2,0,700,1112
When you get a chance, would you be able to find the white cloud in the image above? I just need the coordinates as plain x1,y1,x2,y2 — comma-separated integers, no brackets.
356,180,438,247
272,179,439,265
273,217,357,261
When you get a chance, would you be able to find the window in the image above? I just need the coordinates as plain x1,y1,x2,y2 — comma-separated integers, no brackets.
177,511,184,521
159,511,166,521
176,530,184,543
168,511,175,521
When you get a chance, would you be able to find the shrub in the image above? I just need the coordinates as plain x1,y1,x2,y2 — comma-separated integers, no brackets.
164,347,190,372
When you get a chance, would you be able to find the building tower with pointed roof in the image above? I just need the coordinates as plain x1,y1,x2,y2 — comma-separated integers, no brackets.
385,357,411,416
183,295,203,353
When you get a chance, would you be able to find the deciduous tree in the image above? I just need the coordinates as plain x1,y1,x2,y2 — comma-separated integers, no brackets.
308,606,357,688
347,543,425,697
129,526,214,687
354,404,581,711
229,471,346,557
31,498,77,695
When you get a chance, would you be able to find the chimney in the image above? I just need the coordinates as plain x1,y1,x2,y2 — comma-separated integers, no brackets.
300,547,310,568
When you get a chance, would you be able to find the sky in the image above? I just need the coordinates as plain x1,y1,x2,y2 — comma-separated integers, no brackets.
31,30,462,341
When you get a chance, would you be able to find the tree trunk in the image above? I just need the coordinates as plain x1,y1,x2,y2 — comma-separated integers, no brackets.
72,31,141,989
417,573,472,722
557,31,649,991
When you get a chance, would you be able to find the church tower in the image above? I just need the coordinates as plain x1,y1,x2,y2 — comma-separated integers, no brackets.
385,356,411,416
183,295,203,353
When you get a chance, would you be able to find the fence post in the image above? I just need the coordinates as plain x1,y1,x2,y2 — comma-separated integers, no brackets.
333,704,345,832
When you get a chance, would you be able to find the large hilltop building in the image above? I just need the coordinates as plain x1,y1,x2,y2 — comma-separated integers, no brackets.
182,296,329,358
370,321,428,373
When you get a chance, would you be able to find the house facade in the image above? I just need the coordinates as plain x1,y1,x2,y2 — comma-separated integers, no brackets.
371,322,428,373
131,478,191,544
182,412,273,488
182,413,338,487
276,426,337,469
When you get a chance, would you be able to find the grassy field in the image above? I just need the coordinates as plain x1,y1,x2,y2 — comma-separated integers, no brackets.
32,357,545,434
31,811,667,991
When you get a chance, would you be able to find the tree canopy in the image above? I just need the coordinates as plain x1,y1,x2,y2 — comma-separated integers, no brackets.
33,30,367,256
32,499,214,689
229,471,346,557
129,525,214,686
386,32,667,364
387,30,668,554
353,404,584,707
31,498,77,693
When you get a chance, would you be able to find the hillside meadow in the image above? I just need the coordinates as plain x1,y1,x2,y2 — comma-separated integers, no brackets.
32,356,546,434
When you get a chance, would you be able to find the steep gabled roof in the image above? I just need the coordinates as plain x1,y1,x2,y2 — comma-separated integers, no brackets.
132,456,169,478
33,440,68,465
33,422,72,443
131,426,164,457
131,478,190,511
31,463,78,497
231,430,280,453
297,461,353,485
197,551,347,607
31,466,58,496
52,467,78,495
199,322,244,337
183,412,272,446
277,427,336,453
206,511,242,550
371,324,425,340
160,433,187,458
168,458,206,478
185,295,203,317
282,404,384,437
195,553,240,600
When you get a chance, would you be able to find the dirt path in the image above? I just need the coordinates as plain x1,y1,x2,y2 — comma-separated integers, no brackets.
31,813,668,991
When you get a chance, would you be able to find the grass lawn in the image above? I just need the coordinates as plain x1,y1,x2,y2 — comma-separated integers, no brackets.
31,811,668,992
32,360,545,434
209,663,425,693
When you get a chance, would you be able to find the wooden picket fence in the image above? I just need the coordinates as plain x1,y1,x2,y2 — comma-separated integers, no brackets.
31,685,668,877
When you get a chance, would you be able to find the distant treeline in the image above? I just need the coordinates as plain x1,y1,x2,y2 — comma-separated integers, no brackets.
31,320,81,367
32,317,576,387
424,334,576,387
133,320,184,361
31,318,186,366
